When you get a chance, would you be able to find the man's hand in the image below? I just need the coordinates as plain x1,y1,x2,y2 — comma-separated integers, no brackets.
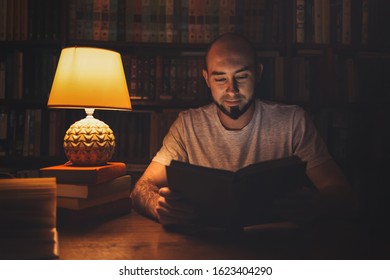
271,187,317,224
156,187,196,226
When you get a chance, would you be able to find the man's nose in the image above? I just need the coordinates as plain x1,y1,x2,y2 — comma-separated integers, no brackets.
226,78,239,94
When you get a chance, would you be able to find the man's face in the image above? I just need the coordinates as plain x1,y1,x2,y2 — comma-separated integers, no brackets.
203,43,257,120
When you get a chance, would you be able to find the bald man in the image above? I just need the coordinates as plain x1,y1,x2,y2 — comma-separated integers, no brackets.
130,33,356,226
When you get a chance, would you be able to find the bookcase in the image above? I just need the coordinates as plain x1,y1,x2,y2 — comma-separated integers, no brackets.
1,0,389,218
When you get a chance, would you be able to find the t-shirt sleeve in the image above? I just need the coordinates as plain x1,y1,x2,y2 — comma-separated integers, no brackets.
152,113,188,166
292,107,332,169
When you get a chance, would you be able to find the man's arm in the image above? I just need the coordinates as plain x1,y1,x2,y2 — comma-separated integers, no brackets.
130,161,167,220
306,158,358,219
130,161,195,225
273,158,358,223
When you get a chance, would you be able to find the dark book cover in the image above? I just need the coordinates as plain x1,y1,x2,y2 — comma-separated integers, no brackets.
166,156,307,228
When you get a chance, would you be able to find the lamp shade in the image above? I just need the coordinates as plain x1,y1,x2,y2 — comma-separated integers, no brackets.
48,47,131,110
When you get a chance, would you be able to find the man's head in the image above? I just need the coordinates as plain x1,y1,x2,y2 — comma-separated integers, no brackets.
203,33,262,121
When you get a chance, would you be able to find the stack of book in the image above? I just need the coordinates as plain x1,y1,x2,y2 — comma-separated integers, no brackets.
40,162,132,225
0,177,58,259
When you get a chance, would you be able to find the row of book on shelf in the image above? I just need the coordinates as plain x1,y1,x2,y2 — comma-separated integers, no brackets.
2,0,389,47
123,53,209,101
0,49,58,101
69,0,285,44
0,107,180,163
0,0,61,41
1,0,284,44
294,0,390,45
0,49,212,102
2,47,387,104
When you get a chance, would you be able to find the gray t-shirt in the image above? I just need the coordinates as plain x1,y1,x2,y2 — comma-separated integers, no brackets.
153,99,331,171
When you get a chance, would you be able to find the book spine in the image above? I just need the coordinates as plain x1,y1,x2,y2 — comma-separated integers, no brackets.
109,0,118,41
92,0,102,40
350,0,362,45
219,0,228,35
125,0,134,41
0,107,7,156
132,0,142,42
165,0,174,43
84,0,94,40
6,0,14,40
186,56,198,100
22,109,31,156
149,56,156,100
141,0,151,42
330,0,341,44
13,50,23,100
194,0,204,43
148,0,158,42
341,0,351,44
0,61,5,99
169,57,177,99
361,0,368,44
33,109,42,156
100,0,109,41
243,0,250,38
129,55,140,99
0,0,6,41
68,0,76,40
188,0,196,43
322,0,330,44
254,0,266,43
74,0,84,40
172,0,181,42
180,0,188,43
160,57,173,100
274,55,285,101
203,0,212,43
20,0,28,40
43,0,51,40
313,0,323,44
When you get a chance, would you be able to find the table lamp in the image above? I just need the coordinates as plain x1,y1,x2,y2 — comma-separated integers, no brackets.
48,47,131,166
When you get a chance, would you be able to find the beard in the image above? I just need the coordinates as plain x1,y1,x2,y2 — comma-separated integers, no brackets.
214,95,254,120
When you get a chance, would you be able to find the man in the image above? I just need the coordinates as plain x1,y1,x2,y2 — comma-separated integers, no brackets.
131,33,355,226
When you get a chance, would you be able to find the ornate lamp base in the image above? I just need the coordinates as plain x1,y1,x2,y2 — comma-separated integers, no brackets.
63,109,115,166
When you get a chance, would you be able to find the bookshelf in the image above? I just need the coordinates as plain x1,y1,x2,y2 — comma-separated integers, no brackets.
0,0,389,219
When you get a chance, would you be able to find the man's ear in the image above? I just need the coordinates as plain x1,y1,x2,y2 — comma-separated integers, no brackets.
256,63,264,81
202,69,210,87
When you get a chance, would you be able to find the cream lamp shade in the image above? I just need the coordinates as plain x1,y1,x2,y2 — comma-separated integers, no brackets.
48,47,131,110
48,47,131,166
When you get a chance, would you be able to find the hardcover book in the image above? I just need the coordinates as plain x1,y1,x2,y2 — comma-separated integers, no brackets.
57,188,130,210
57,174,131,199
166,156,307,228
40,162,126,185
57,197,131,225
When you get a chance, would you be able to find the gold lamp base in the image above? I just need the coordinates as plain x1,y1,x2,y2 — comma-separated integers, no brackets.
63,109,115,166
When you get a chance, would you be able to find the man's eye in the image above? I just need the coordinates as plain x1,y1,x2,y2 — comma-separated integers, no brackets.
236,75,248,80
214,78,226,83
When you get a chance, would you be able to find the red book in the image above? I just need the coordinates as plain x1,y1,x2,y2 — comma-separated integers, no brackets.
40,162,126,185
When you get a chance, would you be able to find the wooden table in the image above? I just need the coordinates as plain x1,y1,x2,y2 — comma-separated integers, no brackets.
57,210,389,260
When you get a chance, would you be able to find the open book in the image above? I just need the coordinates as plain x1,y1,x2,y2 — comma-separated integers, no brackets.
166,156,307,228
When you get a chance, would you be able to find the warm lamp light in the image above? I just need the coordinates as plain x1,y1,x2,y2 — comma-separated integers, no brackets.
48,47,131,166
